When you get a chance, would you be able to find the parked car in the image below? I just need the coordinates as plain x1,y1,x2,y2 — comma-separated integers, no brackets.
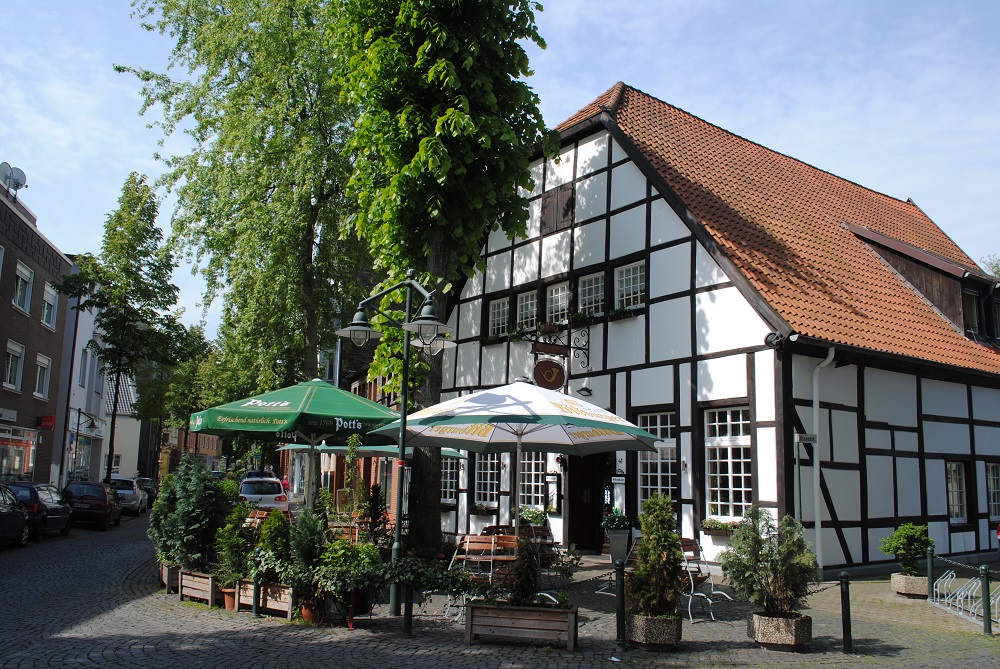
0,483,29,547
136,477,157,504
110,478,149,515
63,481,122,531
238,477,289,511
6,482,72,540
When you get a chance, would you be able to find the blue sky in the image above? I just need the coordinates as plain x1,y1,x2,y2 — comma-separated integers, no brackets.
2,1,998,335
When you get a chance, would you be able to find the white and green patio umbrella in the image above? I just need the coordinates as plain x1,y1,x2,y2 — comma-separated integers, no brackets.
278,443,467,459
369,379,658,533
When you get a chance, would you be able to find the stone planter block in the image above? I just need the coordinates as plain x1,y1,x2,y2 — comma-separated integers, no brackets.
891,573,928,598
747,613,812,650
465,604,578,651
625,613,682,649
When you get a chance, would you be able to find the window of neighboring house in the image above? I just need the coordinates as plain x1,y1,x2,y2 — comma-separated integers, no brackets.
987,463,1000,520
441,457,459,505
516,291,537,330
13,261,33,313
79,349,89,388
488,298,509,337
95,369,105,395
89,355,98,393
615,261,646,309
963,290,980,334
992,300,1000,343
42,283,58,329
474,453,500,507
705,406,753,519
518,451,546,508
34,355,51,399
637,412,677,513
578,272,605,316
4,341,25,391
540,183,575,236
545,282,569,324
105,453,122,474
946,461,967,524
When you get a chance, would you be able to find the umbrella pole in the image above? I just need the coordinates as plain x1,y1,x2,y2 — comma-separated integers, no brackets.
512,435,521,537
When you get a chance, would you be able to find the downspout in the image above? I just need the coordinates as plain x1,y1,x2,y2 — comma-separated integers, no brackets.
812,347,835,575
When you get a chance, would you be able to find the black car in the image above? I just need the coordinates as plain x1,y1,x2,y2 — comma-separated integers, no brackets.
63,481,123,531
0,483,29,548
7,482,73,540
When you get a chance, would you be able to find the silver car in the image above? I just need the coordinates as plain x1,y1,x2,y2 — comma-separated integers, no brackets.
238,477,289,511
110,478,149,515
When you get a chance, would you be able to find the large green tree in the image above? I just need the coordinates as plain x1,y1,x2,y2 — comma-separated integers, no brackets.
339,0,557,552
122,0,371,390
58,172,180,484
983,254,999,277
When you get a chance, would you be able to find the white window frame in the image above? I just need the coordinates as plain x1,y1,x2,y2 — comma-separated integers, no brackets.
545,282,569,324
441,456,459,504
615,261,646,309
42,282,58,329
474,453,499,507
34,354,51,399
488,297,509,337
705,406,753,519
518,451,546,508
637,412,677,513
79,349,89,388
13,261,34,313
963,290,980,333
4,340,25,391
516,291,537,330
578,272,605,316
946,461,967,524
987,463,1000,521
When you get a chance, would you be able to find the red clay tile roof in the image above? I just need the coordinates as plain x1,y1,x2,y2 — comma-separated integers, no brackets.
558,83,1000,376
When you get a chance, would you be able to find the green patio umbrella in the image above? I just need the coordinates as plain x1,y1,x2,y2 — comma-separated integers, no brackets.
278,443,467,459
190,379,398,506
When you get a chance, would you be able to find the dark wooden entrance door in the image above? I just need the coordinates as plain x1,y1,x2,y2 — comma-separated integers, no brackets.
567,453,611,553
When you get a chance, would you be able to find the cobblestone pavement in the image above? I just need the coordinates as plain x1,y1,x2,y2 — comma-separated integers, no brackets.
2,516,999,669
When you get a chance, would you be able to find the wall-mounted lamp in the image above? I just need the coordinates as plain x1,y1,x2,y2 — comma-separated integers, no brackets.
555,454,566,472
577,386,593,397
681,459,688,472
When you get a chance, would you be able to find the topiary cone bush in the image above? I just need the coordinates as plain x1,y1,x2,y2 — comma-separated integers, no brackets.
148,472,179,564
626,493,683,617
879,523,934,576
720,506,819,617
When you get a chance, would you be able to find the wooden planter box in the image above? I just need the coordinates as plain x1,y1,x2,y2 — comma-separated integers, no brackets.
158,563,179,594
702,527,735,537
178,571,218,606
236,580,296,620
466,603,578,651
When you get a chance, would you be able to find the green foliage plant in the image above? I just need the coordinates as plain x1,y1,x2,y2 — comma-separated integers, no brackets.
625,493,683,618
147,472,179,564
879,523,934,576
316,540,384,601
250,509,292,583
214,502,254,588
284,508,328,602
170,455,229,573
601,509,632,531
518,505,547,526
506,538,542,607
719,506,820,617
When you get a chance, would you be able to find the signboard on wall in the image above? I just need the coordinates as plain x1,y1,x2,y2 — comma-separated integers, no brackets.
533,359,565,390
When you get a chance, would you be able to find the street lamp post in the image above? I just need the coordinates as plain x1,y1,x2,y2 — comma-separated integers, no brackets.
336,269,454,620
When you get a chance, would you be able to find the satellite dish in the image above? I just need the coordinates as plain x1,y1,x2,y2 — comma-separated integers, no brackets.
0,162,10,189
9,167,26,190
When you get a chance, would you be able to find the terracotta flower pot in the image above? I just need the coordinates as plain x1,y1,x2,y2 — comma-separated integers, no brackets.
221,587,237,611
301,599,324,623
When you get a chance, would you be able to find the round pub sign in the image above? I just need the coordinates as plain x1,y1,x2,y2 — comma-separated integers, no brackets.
533,359,565,390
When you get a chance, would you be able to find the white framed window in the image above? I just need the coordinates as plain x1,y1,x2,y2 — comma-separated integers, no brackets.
963,290,979,334
13,261,34,313
545,282,569,323
34,354,51,399
516,291,537,330
987,463,1000,520
946,461,967,524
518,451,546,508
79,349,89,388
441,456,459,504
578,273,605,315
615,261,646,309
706,406,752,518
474,453,500,506
488,298,509,337
4,340,25,391
638,412,677,512
42,283,58,329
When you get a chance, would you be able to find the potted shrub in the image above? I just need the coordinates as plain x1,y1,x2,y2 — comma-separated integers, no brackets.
465,537,579,651
214,502,254,610
880,523,934,598
720,506,820,650
624,493,684,649
701,517,740,537
601,509,633,565
316,539,384,629
285,507,328,622
518,505,547,526
240,510,296,619
148,472,180,593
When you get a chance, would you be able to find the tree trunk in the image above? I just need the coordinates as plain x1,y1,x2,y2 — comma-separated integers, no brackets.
105,370,123,484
